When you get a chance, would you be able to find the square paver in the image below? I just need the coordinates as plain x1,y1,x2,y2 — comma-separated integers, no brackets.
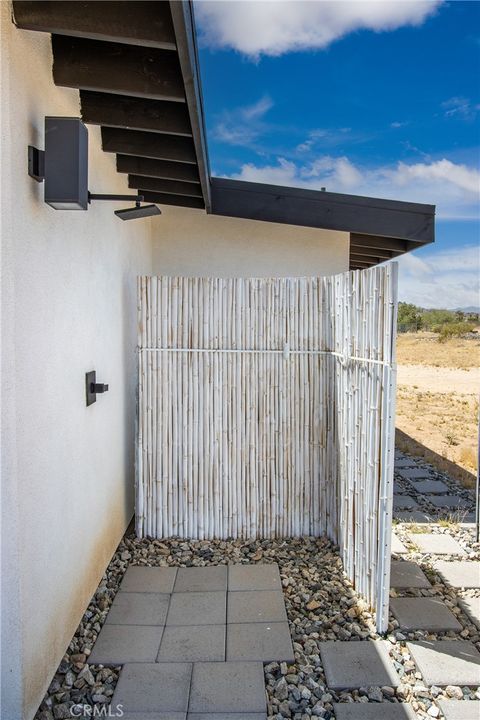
426,495,470,509
174,566,227,593
188,715,266,720
397,467,432,480
406,640,480,686
189,661,266,713
227,622,294,662
433,561,480,588
390,561,430,588
393,495,419,510
410,479,449,494
395,455,418,468
120,566,177,594
319,640,399,690
333,704,416,719
112,662,192,713
228,564,282,591
228,590,287,623
89,625,164,664
459,597,480,628
437,700,480,719
167,591,226,626
121,714,186,720
157,624,225,662
391,535,408,554
390,597,462,631
407,534,466,555
105,592,170,626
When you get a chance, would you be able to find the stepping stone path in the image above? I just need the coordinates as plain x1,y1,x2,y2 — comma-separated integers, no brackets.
407,533,466,555
90,563,294,717
393,450,475,521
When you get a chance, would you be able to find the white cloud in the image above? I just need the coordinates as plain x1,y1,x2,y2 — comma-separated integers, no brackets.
396,245,480,309
228,155,480,219
442,96,480,121
195,0,442,58
213,95,273,146
391,121,408,128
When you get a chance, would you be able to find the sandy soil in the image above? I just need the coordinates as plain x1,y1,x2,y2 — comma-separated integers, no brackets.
395,334,479,488
397,365,480,395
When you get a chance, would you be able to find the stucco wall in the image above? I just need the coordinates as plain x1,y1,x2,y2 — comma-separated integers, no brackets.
152,206,349,277
1,6,153,719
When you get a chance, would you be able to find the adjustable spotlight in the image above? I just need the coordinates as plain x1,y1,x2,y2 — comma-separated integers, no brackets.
88,194,161,220
28,117,161,220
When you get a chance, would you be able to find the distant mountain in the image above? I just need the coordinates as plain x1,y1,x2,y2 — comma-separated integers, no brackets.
455,306,480,313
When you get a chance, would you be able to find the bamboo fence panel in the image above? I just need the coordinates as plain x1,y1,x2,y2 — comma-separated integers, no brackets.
136,265,398,631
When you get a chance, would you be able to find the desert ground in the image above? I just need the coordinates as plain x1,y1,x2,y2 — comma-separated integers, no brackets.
395,332,479,489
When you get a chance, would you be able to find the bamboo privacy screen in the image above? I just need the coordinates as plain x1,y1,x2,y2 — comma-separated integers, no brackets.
136,265,398,631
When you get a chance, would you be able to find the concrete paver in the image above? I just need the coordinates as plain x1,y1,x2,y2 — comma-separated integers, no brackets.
112,662,192,713
319,640,399,690
105,592,170,626
410,480,449,495
393,495,419,510
88,625,164,664
433,561,480,588
406,640,480,686
407,534,466,555
397,468,432,480
436,700,480,719
427,495,470,509
333,704,416,719
228,564,282,591
157,624,225,662
188,661,266,714
227,622,294,662
227,590,287,623
120,566,177,594
390,597,462,632
166,591,226,626
390,560,430,588
391,535,408,555
174,566,227,593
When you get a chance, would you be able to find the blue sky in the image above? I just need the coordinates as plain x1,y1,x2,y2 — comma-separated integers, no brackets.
195,0,480,308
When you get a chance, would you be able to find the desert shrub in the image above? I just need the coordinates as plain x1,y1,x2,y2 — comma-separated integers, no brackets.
435,322,476,342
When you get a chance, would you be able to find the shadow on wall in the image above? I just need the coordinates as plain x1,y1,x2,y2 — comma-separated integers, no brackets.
396,428,477,490
121,271,138,519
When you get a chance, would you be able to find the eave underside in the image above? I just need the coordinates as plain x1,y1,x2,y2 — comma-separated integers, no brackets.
12,1,435,270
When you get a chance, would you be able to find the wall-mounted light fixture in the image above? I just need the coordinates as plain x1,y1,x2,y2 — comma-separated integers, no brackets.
28,117,161,220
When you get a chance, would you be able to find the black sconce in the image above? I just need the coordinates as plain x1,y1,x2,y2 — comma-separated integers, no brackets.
86,371,109,407
28,117,161,220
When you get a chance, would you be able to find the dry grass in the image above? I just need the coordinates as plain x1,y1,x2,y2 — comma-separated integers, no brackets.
395,333,479,490
397,331,480,369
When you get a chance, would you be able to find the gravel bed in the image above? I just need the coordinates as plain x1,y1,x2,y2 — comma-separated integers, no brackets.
36,505,479,720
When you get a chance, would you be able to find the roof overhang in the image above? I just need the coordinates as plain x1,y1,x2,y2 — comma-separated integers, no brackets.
12,0,435,269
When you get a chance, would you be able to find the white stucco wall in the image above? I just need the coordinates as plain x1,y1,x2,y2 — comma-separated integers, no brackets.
152,206,349,277
1,6,153,719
